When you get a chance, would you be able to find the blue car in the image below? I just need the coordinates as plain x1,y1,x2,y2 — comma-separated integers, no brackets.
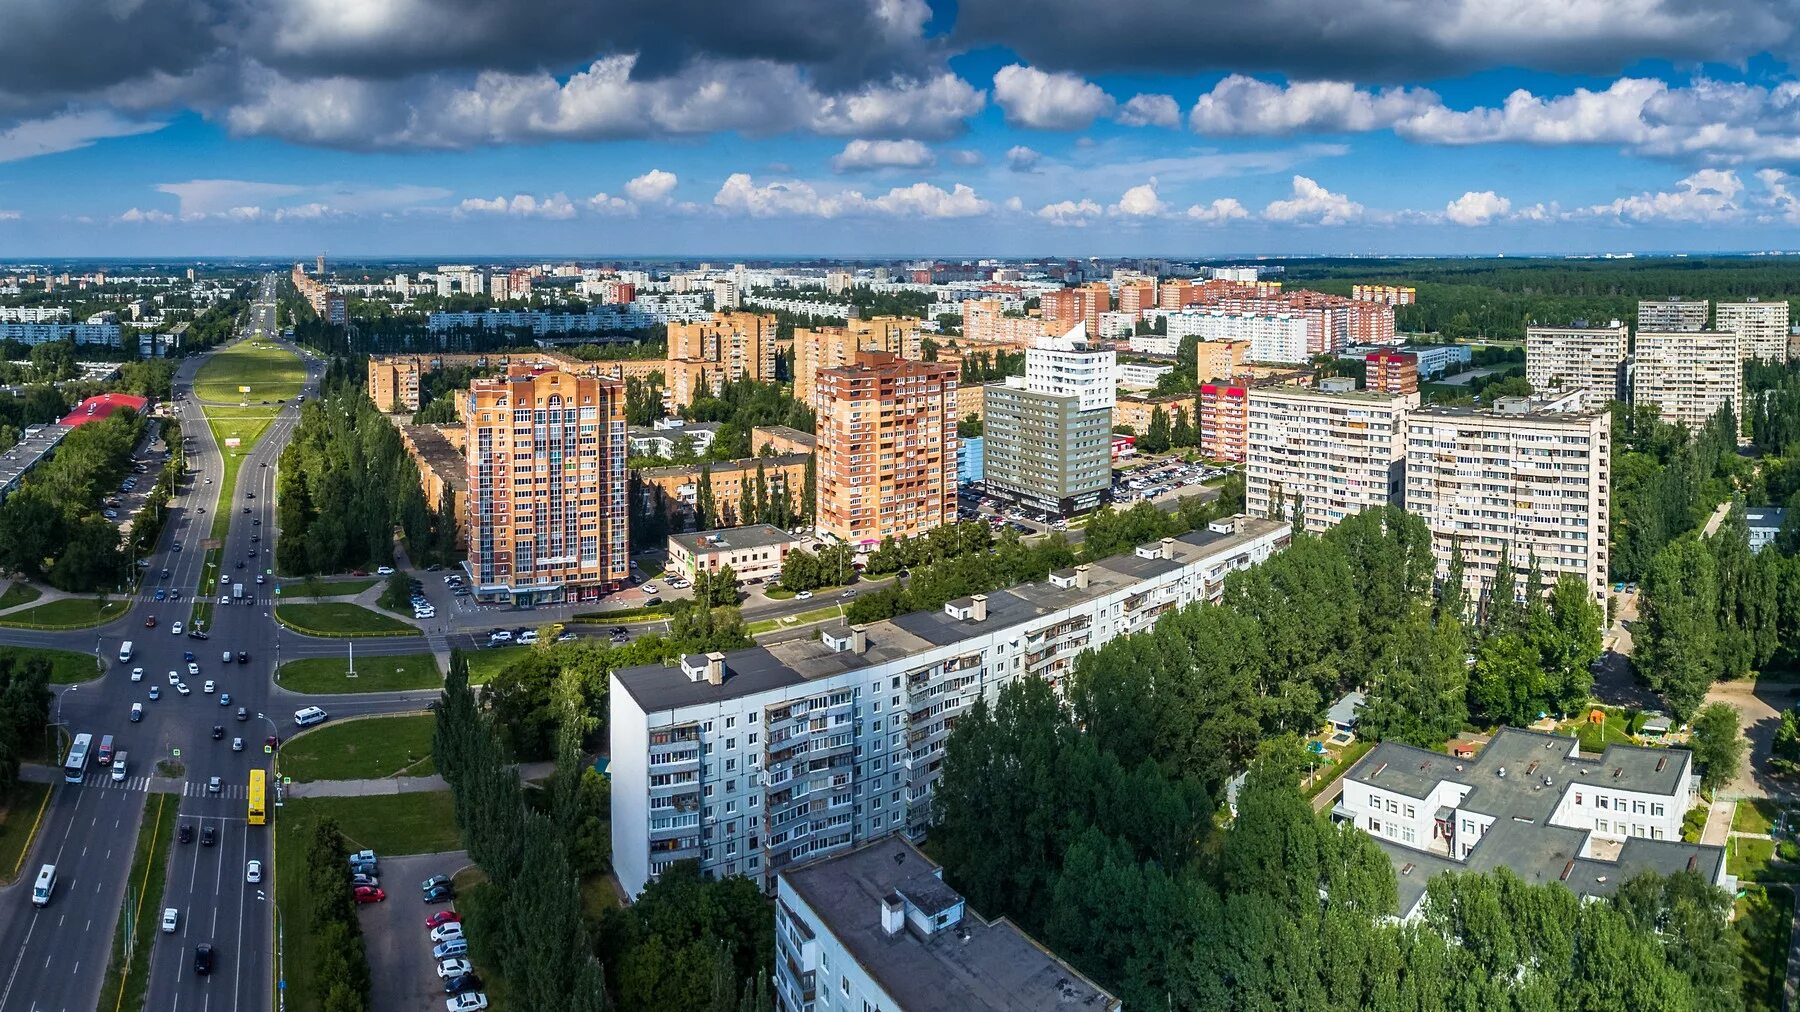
154,589,166,601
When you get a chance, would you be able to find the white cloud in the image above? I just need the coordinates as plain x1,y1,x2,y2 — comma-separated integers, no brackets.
1035,198,1103,226
457,192,577,219
117,207,176,224
1262,175,1364,224
830,139,935,172
1758,168,1800,223
0,210,20,221
1116,93,1180,128
991,64,1114,129
1113,180,1166,217
585,192,635,215
149,178,449,220
712,173,989,218
0,110,165,163
1005,145,1043,172
1578,168,1745,223
1184,198,1250,223
949,148,983,166
868,181,989,217
1395,78,1664,146
623,169,678,202
1190,75,1439,135
1444,190,1513,226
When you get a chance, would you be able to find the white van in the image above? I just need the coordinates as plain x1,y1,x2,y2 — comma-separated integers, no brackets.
294,706,327,727
118,641,134,664
111,753,128,782
32,865,55,907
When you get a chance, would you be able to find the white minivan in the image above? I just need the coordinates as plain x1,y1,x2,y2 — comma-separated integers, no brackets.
31,865,55,907
294,706,328,727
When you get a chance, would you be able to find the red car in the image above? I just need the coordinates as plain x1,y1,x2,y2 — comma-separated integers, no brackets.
353,886,386,904
349,569,368,577
144,616,157,628
426,911,462,928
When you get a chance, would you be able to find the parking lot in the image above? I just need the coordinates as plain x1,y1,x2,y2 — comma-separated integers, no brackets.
358,850,474,1012
957,456,1234,531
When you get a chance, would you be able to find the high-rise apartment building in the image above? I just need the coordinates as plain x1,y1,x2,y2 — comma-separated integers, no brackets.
1637,298,1709,332
368,356,425,412
1117,278,1158,316
712,278,741,310
668,310,777,385
1039,282,1111,333
815,352,957,545
1245,379,1415,533
464,365,628,605
984,324,1115,516
1716,298,1792,363
792,315,923,409
1365,349,1419,396
1200,381,1250,462
1633,330,1743,432
1525,321,1629,411
1352,285,1416,306
608,514,1289,898
1196,339,1250,384
1405,397,1611,605
960,298,1047,347
1167,310,1309,363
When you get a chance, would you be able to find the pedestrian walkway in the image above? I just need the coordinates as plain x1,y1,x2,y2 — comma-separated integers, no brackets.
1700,798,1736,847
283,759,554,798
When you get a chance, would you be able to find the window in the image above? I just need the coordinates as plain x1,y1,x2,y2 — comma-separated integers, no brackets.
726,716,735,729
842,977,850,997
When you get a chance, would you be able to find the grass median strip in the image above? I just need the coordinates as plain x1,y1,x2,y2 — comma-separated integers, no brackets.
281,714,438,782
747,604,846,636
97,793,175,1012
0,646,102,684
193,341,306,402
466,645,527,685
277,577,378,599
276,653,441,694
275,603,418,637
0,597,130,630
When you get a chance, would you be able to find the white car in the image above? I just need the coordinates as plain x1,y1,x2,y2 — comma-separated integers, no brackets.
130,667,144,682
795,591,813,600
161,908,179,933
429,923,465,943
168,671,179,685
246,860,262,883
187,662,200,676
447,994,488,1012
202,680,215,694
376,566,395,576
171,622,183,635
176,682,191,696
437,958,474,979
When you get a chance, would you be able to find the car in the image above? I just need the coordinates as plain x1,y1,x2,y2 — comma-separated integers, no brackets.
426,911,463,929
642,584,659,595
148,686,161,700
153,589,166,601
424,885,455,904
265,734,280,750
103,509,118,519
487,630,512,645
795,591,813,600
246,860,261,883
251,535,259,543
235,561,245,570
201,824,216,846
377,566,395,575
176,682,191,696
211,725,224,740
444,973,484,995
162,908,179,933
351,872,379,888
188,662,200,676
446,992,489,1011
171,622,182,635
255,574,265,585
232,737,243,751
130,667,144,682
353,886,386,904
437,958,474,979
145,616,157,628
245,492,254,500
178,823,193,844
220,693,231,706
252,518,260,525
432,939,469,960
242,507,250,514
556,631,577,642
220,596,230,606
193,944,213,976
159,568,170,580
347,848,377,865
421,873,452,893
350,569,367,577
201,678,214,693
170,589,181,600
168,671,180,685
236,706,248,721
188,628,208,640
237,651,248,663
220,575,230,585
429,923,465,943
207,776,220,793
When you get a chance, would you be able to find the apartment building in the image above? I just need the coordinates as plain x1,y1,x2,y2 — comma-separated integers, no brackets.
774,835,1120,1012
396,423,469,548
1117,278,1158,316
1365,349,1419,396
1166,309,1310,363
1637,298,1708,332
1196,339,1250,384
368,356,424,412
462,365,629,605
751,425,817,458
668,310,778,386
666,524,801,585
1525,321,1629,411
983,377,1114,516
1633,330,1743,431
1039,283,1111,333
1352,285,1417,306
793,314,923,409
1405,397,1611,603
1245,379,1415,533
1337,728,1727,921
609,514,1290,897
815,351,958,546
1199,382,1250,462
635,453,809,532
1113,393,1191,433
959,299,1047,348
1716,298,1792,363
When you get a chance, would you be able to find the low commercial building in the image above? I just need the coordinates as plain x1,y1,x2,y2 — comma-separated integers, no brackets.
1747,506,1788,553
666,524,801,584
1116,362,1172,390
1336,727,1728,920
609,515,1289,897
1398,343,1472,379
774,835,1120,1012
628,421,719,458
61,393,148,427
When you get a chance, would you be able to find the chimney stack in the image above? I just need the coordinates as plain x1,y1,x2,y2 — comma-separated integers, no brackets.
971,594,987,622
1074,564,1090,590
880,893,905,935
704,651,726,686
1159,537,1175,559
850,624,868,654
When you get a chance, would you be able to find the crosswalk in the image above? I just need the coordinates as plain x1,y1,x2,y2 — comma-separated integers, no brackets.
74,775,252,798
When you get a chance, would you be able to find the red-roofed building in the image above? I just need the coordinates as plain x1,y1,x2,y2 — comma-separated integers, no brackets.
61,393,148,428
1199,383,1250,462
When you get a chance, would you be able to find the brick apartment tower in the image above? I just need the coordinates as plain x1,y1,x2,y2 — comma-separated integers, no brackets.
464,365,628,605
815,351,958,545
1365,350,1420,395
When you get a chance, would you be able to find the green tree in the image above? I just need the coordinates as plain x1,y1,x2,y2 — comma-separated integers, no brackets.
1689,702,1747,793
1140,407,1172,455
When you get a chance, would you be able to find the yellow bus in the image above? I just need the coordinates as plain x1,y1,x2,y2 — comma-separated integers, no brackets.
248,769,267,826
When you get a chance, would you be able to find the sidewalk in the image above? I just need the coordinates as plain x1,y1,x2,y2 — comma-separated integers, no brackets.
283,759,554,798
1701,798,1736,847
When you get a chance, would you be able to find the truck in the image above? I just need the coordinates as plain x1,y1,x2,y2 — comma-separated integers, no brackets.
232,583,244,601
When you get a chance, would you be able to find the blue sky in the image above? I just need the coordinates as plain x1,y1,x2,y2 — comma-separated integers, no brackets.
6,0,1800,257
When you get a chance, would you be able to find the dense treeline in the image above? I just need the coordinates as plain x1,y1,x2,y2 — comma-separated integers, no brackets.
844,528,1075,624
275,360,455,573
183,286,252,350
863,520,993,576
1611,403,1742,581
681,377,815,460
0,408,144,590
958,350,1024,383
0,653,52,800
0,385,68,453
300,819,373,1011
1076,475,1245,561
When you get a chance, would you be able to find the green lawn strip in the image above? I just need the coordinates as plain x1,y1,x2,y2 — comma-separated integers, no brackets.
747,604,846,636
764,587,795,600
1735,885,1793,1012
1736,798,1781,836
190,547,222,631
193,341,305,403
0,646,101,684
465,645,528,685
203,410,277,543
571,602,673,623
1303,740,1375,799
0,781,53,884
277,577,379,599
96,793,175,1012
280,714,438,782
1728,837,1800,882
0,597,130,630
0,584,42,610
455,872,514,1012
276,654,441,695
274,603,418,637
283,792,461,856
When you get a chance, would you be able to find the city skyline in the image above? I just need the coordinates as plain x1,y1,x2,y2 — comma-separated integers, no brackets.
8,2,1800,256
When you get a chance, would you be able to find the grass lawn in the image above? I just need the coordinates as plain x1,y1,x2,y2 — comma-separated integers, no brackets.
0,646,100,684
0,597,129,629
96,794,175,1012
276,653,441,694
203,410,277,541
1562,710,1635,753
0,583,41,610
466,645,528,685
0,781,53,884
281,713,437,782
1727,837,1800,882
1737,798,1782,837
276,602,417,637
193,340,305,402
1303,740,1374,799
572,602,671,623
278,577,379,599
579,872,621,919
764,587,796,600
1736,885,1793,1012
283,792,461,856
747,604,844,636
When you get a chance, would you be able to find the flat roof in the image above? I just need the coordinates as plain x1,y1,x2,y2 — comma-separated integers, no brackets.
0,423,72,492
636,452,809,480
668,524,797,556
402,424,468,491
61,393,147,427
781,836,1119,1012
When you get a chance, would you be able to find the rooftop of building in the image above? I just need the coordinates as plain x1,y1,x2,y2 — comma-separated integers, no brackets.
1249,383,1409,404
780,835,1120,1012
752,424,817,449
1409,398,1605,423
635,451,810,480
613,517,1282,713
400,423,469,490
668,524,799,556
0,423,72,490
1747,506,1789,529
61,393,148,427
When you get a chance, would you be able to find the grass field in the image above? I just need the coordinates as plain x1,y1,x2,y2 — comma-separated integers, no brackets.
275,603,417,637
1737,885,1793,1012
747,604,844,636
95,794,175,1012
1728,837,1800,882
1737,798,1782,836
465,645,528,685
281,713,437,782
0,584,41,610
0,781,52,885
278,577,379,599
204,410,278,542
0,597,130,629
276,653,441,694
193,341,305,403
0,646,100,684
